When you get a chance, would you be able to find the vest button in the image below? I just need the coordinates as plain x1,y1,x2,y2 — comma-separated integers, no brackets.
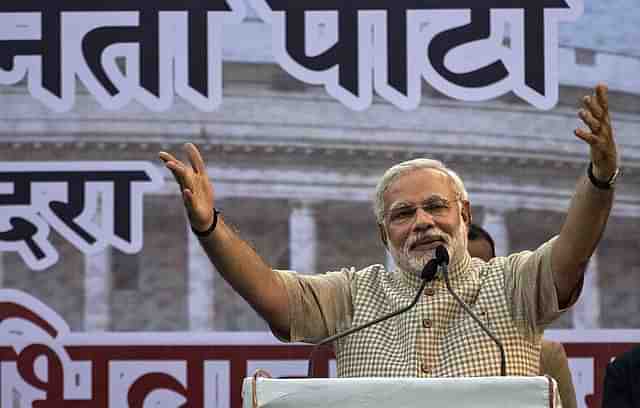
425,288,435,296
421,362,431,374
422,319,432,328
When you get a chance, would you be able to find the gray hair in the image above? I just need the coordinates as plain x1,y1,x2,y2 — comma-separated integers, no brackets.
374,158,468,224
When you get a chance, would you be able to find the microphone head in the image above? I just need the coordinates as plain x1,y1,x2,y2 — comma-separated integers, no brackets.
435,245,450,266
421,259,438,282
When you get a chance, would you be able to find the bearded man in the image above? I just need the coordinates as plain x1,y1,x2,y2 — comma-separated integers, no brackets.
159,84,618,377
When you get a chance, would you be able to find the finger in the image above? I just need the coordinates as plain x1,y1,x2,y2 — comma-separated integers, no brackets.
574,128,597,145
595,83,609,112
583,95,604,120
158,151,178,163
159,152,190,174
166,165,187,190
579,109,601,133
184,143,206,174
165,158,196,188
165,158,191,177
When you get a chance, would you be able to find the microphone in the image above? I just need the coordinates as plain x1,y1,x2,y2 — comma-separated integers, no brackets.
437,245,507,376
306,255,442,377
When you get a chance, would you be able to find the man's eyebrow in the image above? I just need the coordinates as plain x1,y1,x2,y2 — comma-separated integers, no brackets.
388,201,412,211
423,195,451,204
388,195,451,211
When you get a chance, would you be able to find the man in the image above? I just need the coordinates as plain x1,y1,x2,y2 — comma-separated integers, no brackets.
468,224,577,408
159,84,618,377
602,346,640,408
467,223,496,262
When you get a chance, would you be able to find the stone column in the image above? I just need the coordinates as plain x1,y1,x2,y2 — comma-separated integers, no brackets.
84,249,111,331
482,208,509,257
289,201,317,274
84,201,111,331
188,224,215,330
572,251,601,329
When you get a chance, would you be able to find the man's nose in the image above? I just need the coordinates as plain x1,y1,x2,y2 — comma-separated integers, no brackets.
414,207,435,228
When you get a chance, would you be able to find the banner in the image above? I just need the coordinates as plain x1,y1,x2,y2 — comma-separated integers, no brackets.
1,3,639,408
1,290,639,408
0,0,583,111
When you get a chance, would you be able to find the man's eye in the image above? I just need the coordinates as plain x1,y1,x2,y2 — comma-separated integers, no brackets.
392,209,414,220
425,203,448,214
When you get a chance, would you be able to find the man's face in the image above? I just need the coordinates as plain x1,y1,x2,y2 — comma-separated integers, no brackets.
467,237,494,262
381,168,469,274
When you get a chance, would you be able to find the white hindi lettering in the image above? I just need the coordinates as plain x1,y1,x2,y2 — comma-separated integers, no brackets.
248,0,583,110
0,290,232,408
0,0,583,110
0,162,164,271
0,2,245,112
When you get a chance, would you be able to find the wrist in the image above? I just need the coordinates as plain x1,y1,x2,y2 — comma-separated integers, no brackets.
191,208,220,237
588,162,619,190
591,163,616,181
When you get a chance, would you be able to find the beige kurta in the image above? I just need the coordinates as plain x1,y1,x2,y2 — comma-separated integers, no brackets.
274,237,582,377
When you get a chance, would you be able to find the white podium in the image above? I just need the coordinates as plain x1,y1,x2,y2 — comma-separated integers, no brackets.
243,376,561,408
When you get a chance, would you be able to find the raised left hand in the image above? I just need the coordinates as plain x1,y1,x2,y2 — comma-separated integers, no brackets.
574,83,618,181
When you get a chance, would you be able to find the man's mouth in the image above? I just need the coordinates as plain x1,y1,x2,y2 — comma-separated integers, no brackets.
410,237,444,251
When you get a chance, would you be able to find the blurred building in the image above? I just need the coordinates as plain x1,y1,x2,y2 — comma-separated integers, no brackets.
0,3,639,333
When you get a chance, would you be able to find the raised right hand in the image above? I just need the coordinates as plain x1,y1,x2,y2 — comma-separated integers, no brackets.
159,143,215,232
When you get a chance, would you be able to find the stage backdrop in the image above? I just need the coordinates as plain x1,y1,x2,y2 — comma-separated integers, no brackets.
1,1,639,408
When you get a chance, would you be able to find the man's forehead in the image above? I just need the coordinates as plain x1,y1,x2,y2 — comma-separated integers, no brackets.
384,168,455,202
388,194,450,210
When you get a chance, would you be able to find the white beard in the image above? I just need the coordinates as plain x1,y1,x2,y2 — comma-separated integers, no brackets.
389,220,468,276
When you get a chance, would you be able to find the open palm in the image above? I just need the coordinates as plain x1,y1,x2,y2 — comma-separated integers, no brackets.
159,143,215,231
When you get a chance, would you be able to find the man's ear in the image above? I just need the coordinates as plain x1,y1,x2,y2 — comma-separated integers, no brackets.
378,223,389,249
461,200,472,227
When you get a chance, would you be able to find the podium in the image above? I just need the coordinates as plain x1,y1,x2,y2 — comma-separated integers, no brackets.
243,375,561,408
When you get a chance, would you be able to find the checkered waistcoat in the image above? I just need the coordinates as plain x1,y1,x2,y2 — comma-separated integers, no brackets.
335,256,542,377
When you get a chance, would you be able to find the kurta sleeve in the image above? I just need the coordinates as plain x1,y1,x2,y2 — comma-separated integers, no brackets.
504,236,584,336
272,268,354,343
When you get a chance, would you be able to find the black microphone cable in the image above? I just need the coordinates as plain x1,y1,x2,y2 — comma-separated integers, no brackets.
437,245,507,376
306,256,441,377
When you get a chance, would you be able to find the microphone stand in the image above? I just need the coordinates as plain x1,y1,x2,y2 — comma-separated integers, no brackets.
306,259,439,378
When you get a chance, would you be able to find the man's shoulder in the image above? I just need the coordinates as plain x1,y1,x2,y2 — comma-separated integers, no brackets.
471,256,509,278
275,264,387,282
341,264,398,289
605,346,640,396
502,237,558,269
611,346,640,371
349,263,388,278
472,237,557,278
314,263,387,281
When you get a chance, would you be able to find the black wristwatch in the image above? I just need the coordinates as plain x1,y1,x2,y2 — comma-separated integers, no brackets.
587,162,619,190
